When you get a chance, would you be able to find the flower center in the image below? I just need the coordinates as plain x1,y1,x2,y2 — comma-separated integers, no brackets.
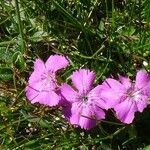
127,89,141,101
81,96,88,102
40,71,56,90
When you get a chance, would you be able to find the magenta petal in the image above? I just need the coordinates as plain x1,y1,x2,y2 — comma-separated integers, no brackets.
26,79,47,101
136,96,148,112
143,85,150,97
102,78,125,92
114,99,136,124
88,85,108,109
94,105,105,120
57,89,70,106
26,79,60,106
31,90,60,106
79,105,96,130
29,78,52,93
135,70,150,88
34,59,45,71
25,85,39,102
135,70,150,96
119,76,131,89
45,55,69,72
100,78,126,109
63,104,72,120
71,69,96,94
60,83,79,102
28,59,45,84
100,89,122,109
69,102,82,125
28,71,41,85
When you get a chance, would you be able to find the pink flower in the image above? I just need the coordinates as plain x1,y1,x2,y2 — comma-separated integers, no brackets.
101,70,150,124
25,55,69,106
60,69,106,130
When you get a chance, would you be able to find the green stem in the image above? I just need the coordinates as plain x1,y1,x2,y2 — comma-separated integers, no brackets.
0,40,16,46
112,0,115,28
105,0,109,19
99,126,126,141
70,44,105,60
112,126,126,136
101,120,124,126
14,0,26,53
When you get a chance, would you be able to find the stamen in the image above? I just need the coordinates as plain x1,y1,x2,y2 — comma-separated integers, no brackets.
127,89,141,101
81,96,88,102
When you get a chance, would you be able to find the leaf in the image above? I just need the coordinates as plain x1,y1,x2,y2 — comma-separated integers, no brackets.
99,20,105,31
143,145,150,150
0,66,13,81
30,31,48,42
128,125,137,138
21,110,52,128
12,51,26,70
0,47,13,63
122,26,136,36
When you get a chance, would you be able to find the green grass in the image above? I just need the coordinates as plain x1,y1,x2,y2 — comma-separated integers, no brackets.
1,0,150,149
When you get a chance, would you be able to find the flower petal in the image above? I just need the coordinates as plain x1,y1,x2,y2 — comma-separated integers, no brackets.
31,90,61,106
63,93,105,130
26,77,60,107
114,99,137,124
102,78,125,92
136,95,148,112
135,70,150,96
100,89,124,109
71,69,96,95
119,76,131,89
135,70,150,87
26,79,47,101
25,85,39,102
63,104,72,120
100,78,126,109
60,83,80,103
34,58,45,71
45,55,69,72
93,105,105,120
28,59,45,84
79,105,96,130
88,85,108,109
69,102,82,125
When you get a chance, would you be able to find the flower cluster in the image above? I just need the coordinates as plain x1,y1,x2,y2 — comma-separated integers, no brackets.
26,55,150,130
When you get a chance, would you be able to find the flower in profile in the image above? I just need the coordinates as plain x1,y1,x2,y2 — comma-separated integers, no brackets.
25,55,69,106
60,69,106,130
101,70,150,124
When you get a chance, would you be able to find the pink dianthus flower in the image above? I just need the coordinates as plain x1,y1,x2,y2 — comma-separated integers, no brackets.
101,70,150,124
26,55,69,106
60,69,106,130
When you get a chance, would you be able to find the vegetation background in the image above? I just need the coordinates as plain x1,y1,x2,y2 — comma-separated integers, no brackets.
1,0,150,149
